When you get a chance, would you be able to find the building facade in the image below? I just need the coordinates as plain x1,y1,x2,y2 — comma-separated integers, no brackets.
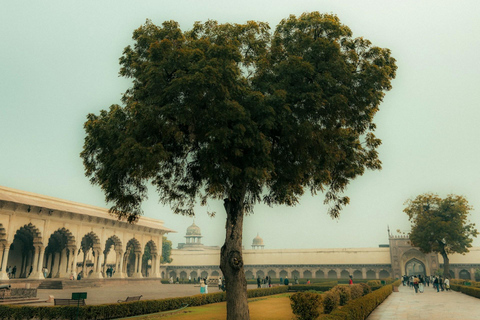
163,223,480,281
0,186,174,280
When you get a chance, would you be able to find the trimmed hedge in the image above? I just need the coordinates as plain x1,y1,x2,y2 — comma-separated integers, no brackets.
319,280,401,320
0,286,288,320
289,284,338,292
291,280,401,320
450,284,480,299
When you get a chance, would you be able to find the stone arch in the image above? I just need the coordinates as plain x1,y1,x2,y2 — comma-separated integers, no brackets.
141,240,158,277
279,270,288,279
256,270,265,278
200,270,208,279
103,235,122,277
366,270,376,279
168,270,176,279
8,226,34,278
267,270,276,279
303,270,312,279
179,271,187,279
7,223,43,279
123,238,142,277
459,269,471,280
353,270,363,279
315,269,325,279
291,270,300,279
44,228,76,279
190,271,198,279
340,270,350,279
0,223,7,243
211,270,220,277
161,271,165,279
379,270,390,278
245,270,254,279
80,232,102,278
328,270,337,279
405,258,425,276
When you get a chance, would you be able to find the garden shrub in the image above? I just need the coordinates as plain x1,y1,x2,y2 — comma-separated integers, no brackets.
358,282,371,296
319,279,400,320
450,284,480,299
322,290,340,314
331,285,351,306
290,292,323,320
289,284,337,292
349,284,363,300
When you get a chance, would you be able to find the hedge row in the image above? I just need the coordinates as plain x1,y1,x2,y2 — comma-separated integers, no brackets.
0,286,288,320
450,284,480,299
289,283,338,292
319,280,400,320
290,280,400,320
290,284,369,320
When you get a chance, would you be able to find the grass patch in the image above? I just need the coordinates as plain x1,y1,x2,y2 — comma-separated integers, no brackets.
119,294,293,320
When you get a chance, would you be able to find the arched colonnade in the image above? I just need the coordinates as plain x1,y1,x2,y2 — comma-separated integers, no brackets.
0,186,173,281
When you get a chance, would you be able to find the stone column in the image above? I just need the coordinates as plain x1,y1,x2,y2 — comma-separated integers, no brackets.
150,253,161,278
52,252,60,278
112,251,125,278
375,270,380,279
57,248,68,278
132,253,143,278
0,245,10,280
72,248,78,277
89,249,103,279
28,246,46,279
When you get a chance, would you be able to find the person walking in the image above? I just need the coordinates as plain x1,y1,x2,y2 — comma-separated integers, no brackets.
444,278,450,292
413,276,419,293
433,276,439,292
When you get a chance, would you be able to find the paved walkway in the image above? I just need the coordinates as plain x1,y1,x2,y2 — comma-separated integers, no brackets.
367,284,480,320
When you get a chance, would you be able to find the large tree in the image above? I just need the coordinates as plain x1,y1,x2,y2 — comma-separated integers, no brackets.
81,12,396,319
404,193,478,278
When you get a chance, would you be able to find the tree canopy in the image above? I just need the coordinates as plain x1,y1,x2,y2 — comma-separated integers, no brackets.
160,236,173,264
404,193,478,277
81,12,396,319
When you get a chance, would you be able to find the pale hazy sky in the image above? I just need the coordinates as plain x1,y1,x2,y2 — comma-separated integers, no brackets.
2,1,480,250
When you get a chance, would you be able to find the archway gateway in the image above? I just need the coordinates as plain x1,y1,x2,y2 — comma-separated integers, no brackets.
0,186,174,281
405,258,426,276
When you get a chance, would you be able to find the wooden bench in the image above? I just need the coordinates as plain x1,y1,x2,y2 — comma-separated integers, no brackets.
54,299,86,306
117,295,142,303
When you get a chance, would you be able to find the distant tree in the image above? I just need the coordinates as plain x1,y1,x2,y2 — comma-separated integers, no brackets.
161,236,173,264
81,12,396,319
404,193,478,279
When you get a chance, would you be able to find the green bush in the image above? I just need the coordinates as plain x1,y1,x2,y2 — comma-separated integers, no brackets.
358,283,371,296
289,284,337,292
290,292,323,320
319,279,401,320
322,290,340,315
450,284,480,299
331,286,351,306
350,284,363,300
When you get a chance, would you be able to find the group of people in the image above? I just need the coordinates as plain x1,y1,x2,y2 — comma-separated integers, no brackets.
5,266,17,278
257,275,272,288
402,274,450,293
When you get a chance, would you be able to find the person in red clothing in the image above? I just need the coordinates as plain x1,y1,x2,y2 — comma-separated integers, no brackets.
349,275,353,285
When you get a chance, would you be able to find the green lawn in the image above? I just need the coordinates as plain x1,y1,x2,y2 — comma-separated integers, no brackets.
120,293,294,320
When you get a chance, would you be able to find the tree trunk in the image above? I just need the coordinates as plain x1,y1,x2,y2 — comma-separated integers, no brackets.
441,251,450,279
220,198,250,320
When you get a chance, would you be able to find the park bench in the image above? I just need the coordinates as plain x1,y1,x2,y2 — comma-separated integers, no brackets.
54,299,86,306
117,295,142,303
